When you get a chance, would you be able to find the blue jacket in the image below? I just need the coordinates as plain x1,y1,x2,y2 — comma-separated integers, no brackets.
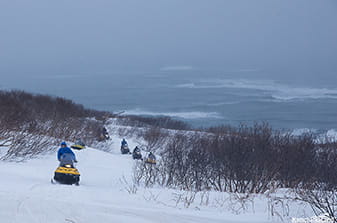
57,147,76,161
121,140,127,146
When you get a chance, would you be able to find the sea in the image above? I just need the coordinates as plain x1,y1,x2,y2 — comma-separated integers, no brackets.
2,70,337,134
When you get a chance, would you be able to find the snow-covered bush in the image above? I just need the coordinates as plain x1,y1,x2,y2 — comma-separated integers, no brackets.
0,90,109,159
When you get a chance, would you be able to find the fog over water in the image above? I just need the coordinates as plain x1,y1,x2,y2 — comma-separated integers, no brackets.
1,0,337,130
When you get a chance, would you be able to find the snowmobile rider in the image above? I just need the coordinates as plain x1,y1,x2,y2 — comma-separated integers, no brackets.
57,142,77,166
148,152,155,160
133,146,140,153
132,146,142,160
121,138,128,147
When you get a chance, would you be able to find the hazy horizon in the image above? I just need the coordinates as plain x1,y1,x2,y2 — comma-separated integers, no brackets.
1,0,337,130
1,0,337,82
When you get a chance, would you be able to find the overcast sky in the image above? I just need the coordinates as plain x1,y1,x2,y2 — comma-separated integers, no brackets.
0,0,336,81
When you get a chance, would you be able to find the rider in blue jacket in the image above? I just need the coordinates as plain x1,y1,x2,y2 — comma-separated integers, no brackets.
57,142,77,166
121,138,128,147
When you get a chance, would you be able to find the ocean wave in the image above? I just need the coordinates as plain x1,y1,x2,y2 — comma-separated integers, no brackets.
316,129,337,143
176,78,337,101
290,128,317,136
290,128,337,143
124,109,223,119
205,101,241,106
325,129,337,141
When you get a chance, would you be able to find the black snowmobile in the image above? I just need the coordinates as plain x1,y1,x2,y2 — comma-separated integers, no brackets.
99,127,110,141
52,155,80,185
121,144,130,154
132,147,142,160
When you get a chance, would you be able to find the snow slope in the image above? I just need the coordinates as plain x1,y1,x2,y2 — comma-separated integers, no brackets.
0,136,319,223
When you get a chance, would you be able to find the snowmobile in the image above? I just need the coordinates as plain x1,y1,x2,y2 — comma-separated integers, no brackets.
132,148,142,160
103,132,110,140
145,152,156,165
121,144,130,154
71,140,85,150
99,127,110,141
52,160,80,185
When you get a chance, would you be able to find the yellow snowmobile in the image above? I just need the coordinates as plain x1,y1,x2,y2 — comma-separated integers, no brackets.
52,163,80,185
71,140,85,150
145,152,156,165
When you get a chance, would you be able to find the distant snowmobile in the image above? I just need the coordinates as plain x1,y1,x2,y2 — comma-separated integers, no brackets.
99,127,110,141
145,152,156,165
71,140,85,150
52,154,80,185
132,147,142,160
121,144,130,154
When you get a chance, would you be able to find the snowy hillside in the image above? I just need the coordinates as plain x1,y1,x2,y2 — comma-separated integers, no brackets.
0,146,248,223
0,130,328,223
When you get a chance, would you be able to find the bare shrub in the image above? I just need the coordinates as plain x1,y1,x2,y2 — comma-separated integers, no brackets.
0,135,13,147
1,132,58,160
0,90,108,159
267,193,292,221
142,127,169,152
133,123,334,196
133,160,161,187
119,175,138,194
172,191,198,208
199,191,210,206
227,193,255,215
296,184,337,223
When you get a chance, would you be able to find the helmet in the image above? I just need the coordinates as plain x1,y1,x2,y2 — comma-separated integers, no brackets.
60,142,67,146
